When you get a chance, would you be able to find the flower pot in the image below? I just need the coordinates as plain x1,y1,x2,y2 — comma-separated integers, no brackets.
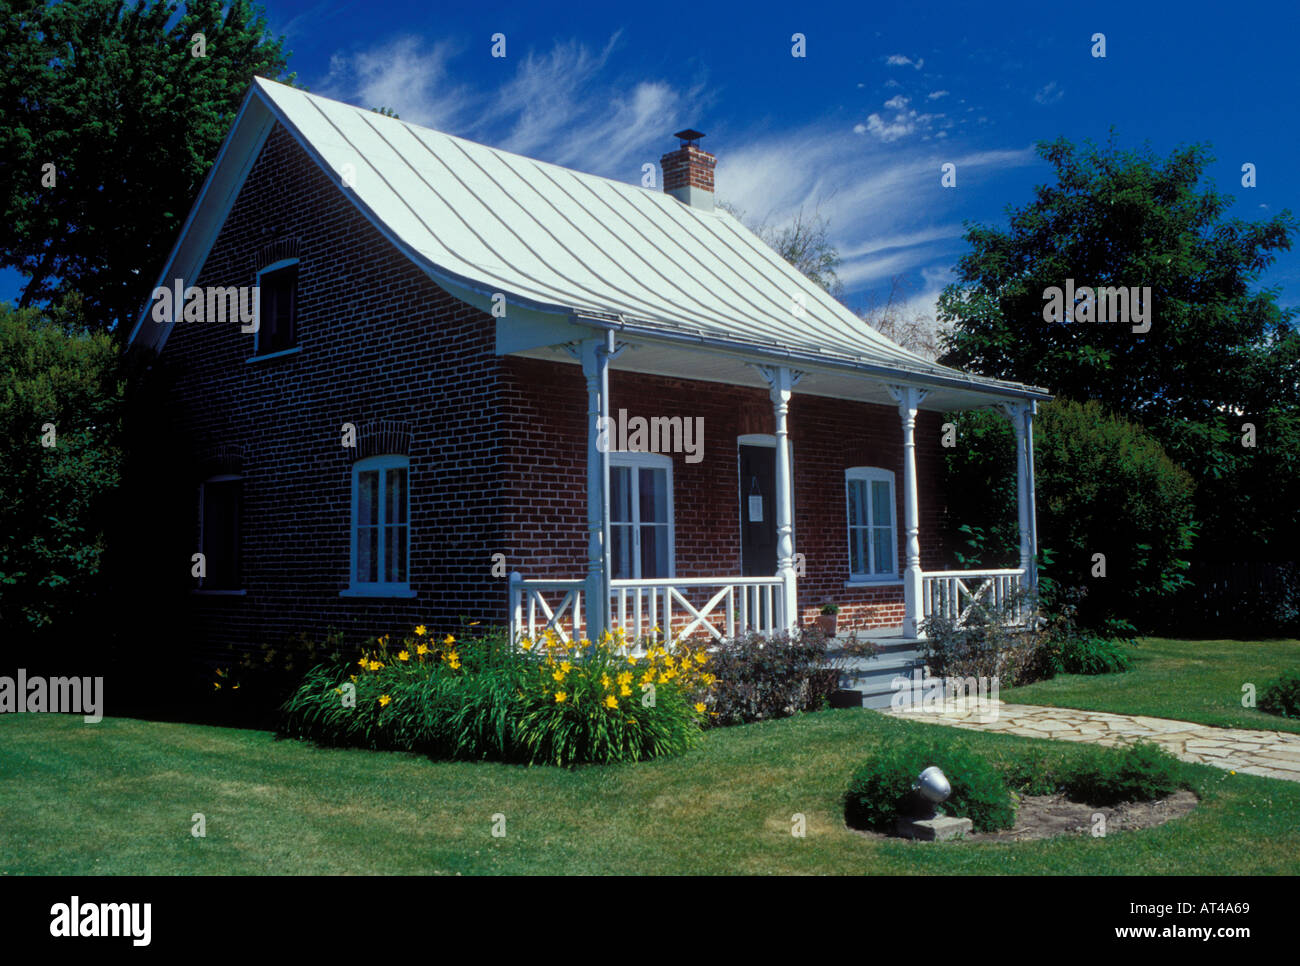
817,613,838,635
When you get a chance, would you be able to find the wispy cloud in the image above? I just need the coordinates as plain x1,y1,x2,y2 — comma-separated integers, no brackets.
1033,81,1064,105
885,53,925,69
321,35,469,130
927,90,950,100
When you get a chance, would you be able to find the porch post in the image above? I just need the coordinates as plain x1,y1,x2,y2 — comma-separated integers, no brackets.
999,401,1033,580
581,337,609,641
769,366,798,634
889,385,929,638
1025,401,1039,591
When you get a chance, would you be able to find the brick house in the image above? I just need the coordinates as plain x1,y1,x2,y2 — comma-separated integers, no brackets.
126,78,1049,655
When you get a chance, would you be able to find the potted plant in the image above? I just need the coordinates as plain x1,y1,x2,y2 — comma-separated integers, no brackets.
818,601,840,636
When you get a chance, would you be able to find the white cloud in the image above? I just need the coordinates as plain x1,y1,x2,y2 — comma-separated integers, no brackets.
883,94,910,110
885,53,925,69
927,90,949,100
321,35,468,130
1033,81,1064,105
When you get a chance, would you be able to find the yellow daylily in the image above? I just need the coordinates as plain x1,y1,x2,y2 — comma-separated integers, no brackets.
379,694,391,707
605,695,618,709
555,692,568,704
397,650,410,662
415,625,427,637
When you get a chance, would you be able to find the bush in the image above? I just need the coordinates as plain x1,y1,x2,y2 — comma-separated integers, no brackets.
1056,634,1133,675
1260,671,1300,719
920,590,1057,688
942,400,1196,631
279,626,711,766
703,627,842,726
843,738,1015,833
995,741,1186,805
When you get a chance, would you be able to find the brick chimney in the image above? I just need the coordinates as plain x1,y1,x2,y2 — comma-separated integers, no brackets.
661,129,716,211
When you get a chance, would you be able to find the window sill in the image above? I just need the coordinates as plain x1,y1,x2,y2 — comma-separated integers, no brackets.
843,578,903,589
192,588,247,596
246,345,301,364
340,587,417,599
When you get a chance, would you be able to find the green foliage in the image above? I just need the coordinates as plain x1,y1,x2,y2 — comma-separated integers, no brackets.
993,741,1187,805
0,303,124,637
843,738,1016,832
2,0,292,332
920,590,1058,688
279,628,708,767
942,400,1195,630
704,627,842,726
1056,633,1133,675
1260,671,1300,719
935,132,1299,597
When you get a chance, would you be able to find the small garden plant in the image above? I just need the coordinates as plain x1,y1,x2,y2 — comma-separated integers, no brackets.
1260,670,1300,719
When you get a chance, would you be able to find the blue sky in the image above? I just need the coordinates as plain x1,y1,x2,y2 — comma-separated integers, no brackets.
8,0,1297,320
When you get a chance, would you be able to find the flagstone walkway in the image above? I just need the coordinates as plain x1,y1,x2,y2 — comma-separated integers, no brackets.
888,701,1300,782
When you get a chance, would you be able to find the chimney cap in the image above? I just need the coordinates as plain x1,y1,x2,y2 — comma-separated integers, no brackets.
673,129,706,146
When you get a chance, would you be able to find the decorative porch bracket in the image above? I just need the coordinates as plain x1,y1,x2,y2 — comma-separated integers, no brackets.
996,400,1038,592
756,365,804,634
887,384,930,637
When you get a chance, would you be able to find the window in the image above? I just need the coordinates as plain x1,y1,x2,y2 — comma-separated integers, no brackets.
845,467,896,580
609,453,674,579
348,455,410,595
255,259,298,355
199,475,241,590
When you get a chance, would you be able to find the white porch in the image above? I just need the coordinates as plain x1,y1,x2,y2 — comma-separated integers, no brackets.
505,339,1043,647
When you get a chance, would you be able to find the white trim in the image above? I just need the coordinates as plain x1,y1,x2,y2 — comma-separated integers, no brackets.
253,257,300,357
845,466,898,581
347,454,412,596
736,433,775,448
608,451,675,579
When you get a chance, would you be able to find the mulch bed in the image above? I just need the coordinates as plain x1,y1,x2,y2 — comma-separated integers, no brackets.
850,790,1199,842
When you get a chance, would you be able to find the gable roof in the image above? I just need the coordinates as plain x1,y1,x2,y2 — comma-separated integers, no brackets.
129,77,1048,403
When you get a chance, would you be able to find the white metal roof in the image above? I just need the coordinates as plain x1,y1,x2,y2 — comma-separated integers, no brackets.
129,77,1048,403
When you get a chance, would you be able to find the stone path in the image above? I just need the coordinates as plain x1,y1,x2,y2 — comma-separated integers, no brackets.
887,700,1300,782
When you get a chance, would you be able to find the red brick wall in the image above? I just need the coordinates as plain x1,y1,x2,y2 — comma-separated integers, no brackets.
158,123,506,656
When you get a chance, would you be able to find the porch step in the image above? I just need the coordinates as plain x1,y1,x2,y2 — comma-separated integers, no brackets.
826,642,930,711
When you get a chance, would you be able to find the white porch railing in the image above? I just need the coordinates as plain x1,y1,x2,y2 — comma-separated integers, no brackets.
508,574,784,645
921,569,1027,628
610,577,783,642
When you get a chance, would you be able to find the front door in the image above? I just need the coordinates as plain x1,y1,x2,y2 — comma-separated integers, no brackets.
739,443,777,577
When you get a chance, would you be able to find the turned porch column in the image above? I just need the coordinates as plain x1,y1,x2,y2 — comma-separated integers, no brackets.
759,365,800,634
580,337,609,641
998,401,1033,582
888,385,929,637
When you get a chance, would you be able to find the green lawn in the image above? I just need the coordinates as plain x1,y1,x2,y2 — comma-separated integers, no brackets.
999,637,1300,733
3,709,1298,875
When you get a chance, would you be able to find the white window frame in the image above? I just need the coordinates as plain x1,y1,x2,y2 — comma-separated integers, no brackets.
195,473,245,595
251,257,300,360
343,454,414,598
609,451,675,579
845,466,898,582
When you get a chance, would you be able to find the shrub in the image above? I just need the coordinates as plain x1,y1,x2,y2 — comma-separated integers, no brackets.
920,590,1056,688
1260,671,1300,719
1056,634,1133,675
941,400,1196,631
703,627,843,726
996,741,1187,805
279,626,711,766
843,738,1015,833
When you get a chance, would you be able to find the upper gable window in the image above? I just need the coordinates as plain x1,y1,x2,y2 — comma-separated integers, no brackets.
255,259,298,356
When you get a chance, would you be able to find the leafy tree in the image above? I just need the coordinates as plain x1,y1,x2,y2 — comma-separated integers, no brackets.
0,301,124,639
943,401,1196,631
1,0,292,335
937,134,1298,569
